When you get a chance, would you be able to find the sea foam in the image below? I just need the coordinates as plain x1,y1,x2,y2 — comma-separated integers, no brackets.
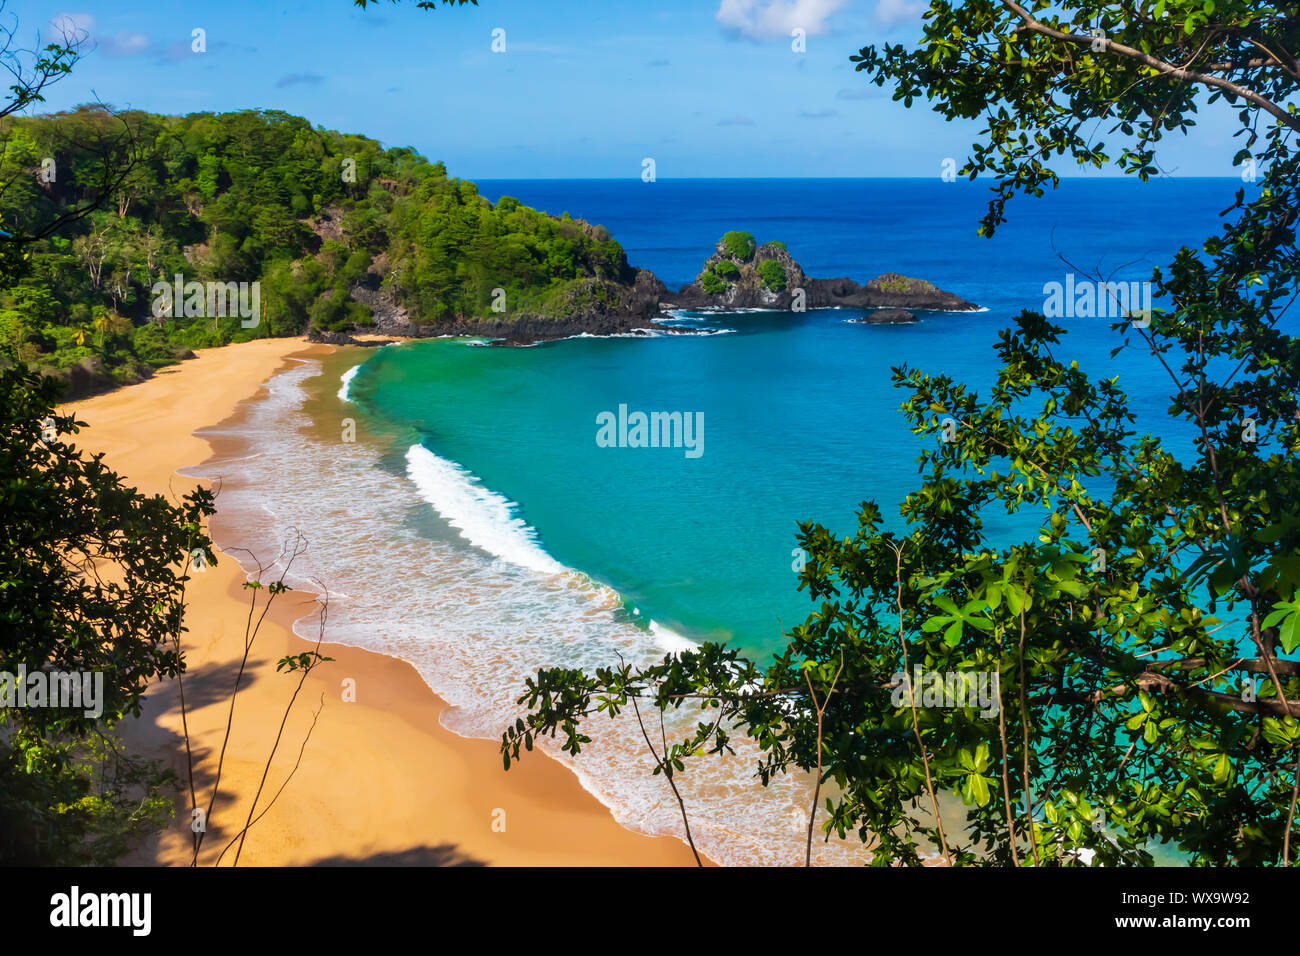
403,444,565,575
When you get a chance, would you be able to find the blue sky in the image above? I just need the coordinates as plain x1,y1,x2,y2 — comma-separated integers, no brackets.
24,0,1244,179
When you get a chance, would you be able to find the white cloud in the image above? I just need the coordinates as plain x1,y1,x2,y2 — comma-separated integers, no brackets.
101,30,152,57
49,12,94,39
51,15,154,57
715,0,849,41
873,0,926,29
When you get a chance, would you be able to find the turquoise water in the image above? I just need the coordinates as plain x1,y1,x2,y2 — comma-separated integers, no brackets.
352,314,1007,657
345,178,1253,660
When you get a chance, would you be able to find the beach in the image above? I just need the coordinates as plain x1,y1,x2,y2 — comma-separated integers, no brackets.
63,337,703,867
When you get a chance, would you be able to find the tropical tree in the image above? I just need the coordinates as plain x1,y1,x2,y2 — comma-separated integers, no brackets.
0,365,217,863
91,311,110,349
501,1,1300,866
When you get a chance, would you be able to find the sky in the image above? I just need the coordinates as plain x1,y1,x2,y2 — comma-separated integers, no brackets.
20,0,1248,180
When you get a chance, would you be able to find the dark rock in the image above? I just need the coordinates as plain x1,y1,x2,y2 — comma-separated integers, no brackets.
851,309,917,325
306,328,359,346
348,256,421,337
860,273,976,311
666,239,808,311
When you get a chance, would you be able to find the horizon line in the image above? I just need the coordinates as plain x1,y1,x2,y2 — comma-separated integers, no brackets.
468,174,1247,181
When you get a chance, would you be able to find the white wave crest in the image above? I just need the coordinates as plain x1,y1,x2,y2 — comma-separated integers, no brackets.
337,364,361,402
403,444,566,575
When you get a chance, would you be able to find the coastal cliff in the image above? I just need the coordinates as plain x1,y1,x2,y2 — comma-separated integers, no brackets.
323,230,980,345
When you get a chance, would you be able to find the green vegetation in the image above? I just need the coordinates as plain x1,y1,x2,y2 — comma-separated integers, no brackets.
696,234,790,296
0,9,407,866
699,270,729,294
0,364,216,863
720,230,756,261
0,106,636,395
756,259,787,292
504,3,1300,866
872,273,936,295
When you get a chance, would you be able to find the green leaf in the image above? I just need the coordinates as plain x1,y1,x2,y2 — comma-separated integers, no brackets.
961,773,991,808
1211,754,1232,785
944,620,963,646
1281,611,1300,655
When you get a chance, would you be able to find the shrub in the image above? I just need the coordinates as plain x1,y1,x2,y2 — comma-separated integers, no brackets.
720,230,756,261
757,259,787,292
700,270,729,294
133,324,180,368
714,260,740,279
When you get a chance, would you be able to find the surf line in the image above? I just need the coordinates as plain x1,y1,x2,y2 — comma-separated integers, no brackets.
595,404,704,459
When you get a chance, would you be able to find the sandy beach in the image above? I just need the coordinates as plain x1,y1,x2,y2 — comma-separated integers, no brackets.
63,337,703,867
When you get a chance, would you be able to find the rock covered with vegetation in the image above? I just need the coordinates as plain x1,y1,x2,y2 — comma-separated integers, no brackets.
670,232,805,309
667,231,978,313
849,308,917,324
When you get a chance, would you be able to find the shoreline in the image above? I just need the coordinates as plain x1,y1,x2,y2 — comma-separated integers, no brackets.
64,338,707,867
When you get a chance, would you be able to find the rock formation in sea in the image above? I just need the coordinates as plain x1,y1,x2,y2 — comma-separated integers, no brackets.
849,308,918,325
662,232,979,314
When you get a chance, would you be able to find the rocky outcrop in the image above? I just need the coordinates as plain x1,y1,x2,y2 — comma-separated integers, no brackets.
664,238,808,311
663,234,979,314
349,255,421,337
304,205,347,253
850,308,917,325
859,273,975,311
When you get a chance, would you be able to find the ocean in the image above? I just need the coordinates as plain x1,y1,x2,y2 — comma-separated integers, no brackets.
184,177,1251,865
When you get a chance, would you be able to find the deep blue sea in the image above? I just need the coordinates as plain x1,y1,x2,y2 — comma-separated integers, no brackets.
201,178,1258,864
